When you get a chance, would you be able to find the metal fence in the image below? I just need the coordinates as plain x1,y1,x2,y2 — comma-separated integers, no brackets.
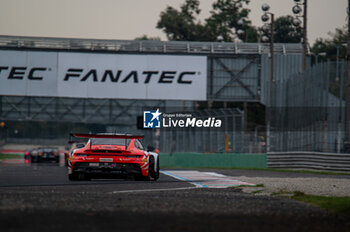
146,108,266,154
0,35,304,55
268,61,346,153
158,108,244,153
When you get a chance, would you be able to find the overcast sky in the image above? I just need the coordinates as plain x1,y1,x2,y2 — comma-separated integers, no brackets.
0,0,347,45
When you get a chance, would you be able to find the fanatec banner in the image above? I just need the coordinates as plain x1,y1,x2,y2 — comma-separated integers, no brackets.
0,50,207,100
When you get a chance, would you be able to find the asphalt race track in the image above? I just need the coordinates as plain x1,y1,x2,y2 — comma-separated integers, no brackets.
0,161,349,232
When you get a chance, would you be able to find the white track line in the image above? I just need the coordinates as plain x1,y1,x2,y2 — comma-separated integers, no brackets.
161,170,208,187
110,186,199,194
161,170,256,188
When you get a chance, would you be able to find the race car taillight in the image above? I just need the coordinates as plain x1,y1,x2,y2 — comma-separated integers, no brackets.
25,152,29,156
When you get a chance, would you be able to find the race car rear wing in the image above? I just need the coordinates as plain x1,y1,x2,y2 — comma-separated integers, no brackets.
69,133,144,140
69,133,144,151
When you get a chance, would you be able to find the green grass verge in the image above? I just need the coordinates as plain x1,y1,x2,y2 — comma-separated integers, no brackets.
0,153,24,160
160,166,350,176
293,193,350,215
273,191,350,215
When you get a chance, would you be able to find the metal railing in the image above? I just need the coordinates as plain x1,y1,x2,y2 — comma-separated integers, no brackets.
0,35,304,55
268,152,350,172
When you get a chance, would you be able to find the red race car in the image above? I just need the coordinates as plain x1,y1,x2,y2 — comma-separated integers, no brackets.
67,133,159,181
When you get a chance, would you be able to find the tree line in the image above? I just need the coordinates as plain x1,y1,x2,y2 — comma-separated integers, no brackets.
135,0,346,61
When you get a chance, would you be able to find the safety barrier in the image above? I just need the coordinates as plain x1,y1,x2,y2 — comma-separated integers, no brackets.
159,153,267,169
268,152,350,172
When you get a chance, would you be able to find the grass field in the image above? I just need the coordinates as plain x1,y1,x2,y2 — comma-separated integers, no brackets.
0,154,23,160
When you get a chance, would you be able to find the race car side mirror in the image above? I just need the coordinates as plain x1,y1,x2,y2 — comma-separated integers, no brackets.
147,146,155,152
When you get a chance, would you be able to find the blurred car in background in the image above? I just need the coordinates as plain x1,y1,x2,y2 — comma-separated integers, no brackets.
25,147,60,163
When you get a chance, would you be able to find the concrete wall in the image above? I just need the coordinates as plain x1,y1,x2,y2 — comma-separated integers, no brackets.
159,153,267,169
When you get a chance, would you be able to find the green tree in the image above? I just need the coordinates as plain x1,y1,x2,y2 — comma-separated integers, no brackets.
273,15,302,43
259,15,302,43
204,0,255,42
156,0,257,42
134,35,161,41
156,0,204,41
245,26,259,42
311,26,347,62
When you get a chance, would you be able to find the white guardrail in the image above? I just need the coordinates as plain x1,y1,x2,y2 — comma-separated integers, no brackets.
268,152,350,172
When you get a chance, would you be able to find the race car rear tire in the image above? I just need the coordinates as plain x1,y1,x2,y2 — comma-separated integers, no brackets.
149,156,159,181
30,155,37,163
154,157,160,181
68,172,78,181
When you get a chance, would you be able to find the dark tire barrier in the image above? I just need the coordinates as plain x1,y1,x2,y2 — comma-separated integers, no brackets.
268,152,350,172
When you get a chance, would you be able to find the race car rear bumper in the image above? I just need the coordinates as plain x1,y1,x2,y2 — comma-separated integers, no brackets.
72,162,142,176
